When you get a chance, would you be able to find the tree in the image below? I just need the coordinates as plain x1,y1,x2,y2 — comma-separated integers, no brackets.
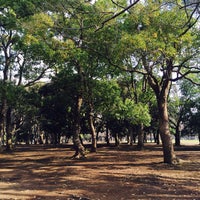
44,0,137,156
0,0,56,150
178,77,200,142
117,1,200,163
117,72,154,148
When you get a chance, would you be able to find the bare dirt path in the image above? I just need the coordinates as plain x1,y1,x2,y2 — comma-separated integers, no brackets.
0,144,200,200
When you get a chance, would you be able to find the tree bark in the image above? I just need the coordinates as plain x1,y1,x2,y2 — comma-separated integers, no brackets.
137,124,144,150
175,128,181,146
5,107,12,151
105,125,110,146
0,98,7,148
71,63,86,158
88,103,97,152
154,129,160,145
128,124,135,145
158,97,177,164
174,118,181,146
144,55,177,164
71,92,86,159
114,133,120,147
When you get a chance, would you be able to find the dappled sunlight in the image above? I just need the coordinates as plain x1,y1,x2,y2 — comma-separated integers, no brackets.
0,144,199,199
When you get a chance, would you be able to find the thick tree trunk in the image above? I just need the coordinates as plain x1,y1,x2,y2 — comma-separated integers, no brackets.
144,56,177,164
72,93,86,159
158,98,177,164
72,63,86,158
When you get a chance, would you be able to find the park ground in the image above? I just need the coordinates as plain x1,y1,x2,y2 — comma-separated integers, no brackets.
0,142,200,200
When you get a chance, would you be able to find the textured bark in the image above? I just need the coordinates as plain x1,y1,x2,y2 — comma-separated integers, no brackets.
158,96,176,164
72,93,86,159
137,124,144,150
71,63,86,158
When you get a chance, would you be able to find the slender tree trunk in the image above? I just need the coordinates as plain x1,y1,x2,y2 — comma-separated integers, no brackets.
137,124,144,150
0,101,6,147
198,133,200,145
155,129,160,145
5,107,12,151
88,104,97,152
175,119,181,146
114,133,120,147
0,95,8,149
128,124,134,145
84,71,97,152
175,128,181,146
105,125,110,146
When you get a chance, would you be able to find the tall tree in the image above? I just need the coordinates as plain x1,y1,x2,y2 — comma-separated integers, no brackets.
116,1,200,163
0,0,57,150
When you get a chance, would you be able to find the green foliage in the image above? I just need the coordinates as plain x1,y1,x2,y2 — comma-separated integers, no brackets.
115,99,151,126
1,0,199,148
121,1,198,69
93,78,151,126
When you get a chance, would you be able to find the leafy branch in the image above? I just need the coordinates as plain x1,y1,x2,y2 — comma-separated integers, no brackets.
95,0,140,32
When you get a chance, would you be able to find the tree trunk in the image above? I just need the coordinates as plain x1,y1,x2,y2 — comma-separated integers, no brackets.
114,133,120,147
198,133,200,145
88,104,97,152
137,124,144,150
71,63,86,158
71,92,86,159
144,56,177,164
155,129,160,145
128,124,135,145
105,125,110,146
5,107,12,151
0,100,6,148
174,118,181,146
175,127,181,146
158,98,177,164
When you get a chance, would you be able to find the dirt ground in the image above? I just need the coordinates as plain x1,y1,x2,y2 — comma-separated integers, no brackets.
0,143,200,200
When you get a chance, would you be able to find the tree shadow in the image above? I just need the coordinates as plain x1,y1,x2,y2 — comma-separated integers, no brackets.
0,144,199,200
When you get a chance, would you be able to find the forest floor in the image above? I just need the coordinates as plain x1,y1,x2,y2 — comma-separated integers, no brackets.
0,143,200,200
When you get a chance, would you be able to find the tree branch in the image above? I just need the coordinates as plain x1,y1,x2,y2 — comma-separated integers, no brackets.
111,0,126,9
95,0,140,32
